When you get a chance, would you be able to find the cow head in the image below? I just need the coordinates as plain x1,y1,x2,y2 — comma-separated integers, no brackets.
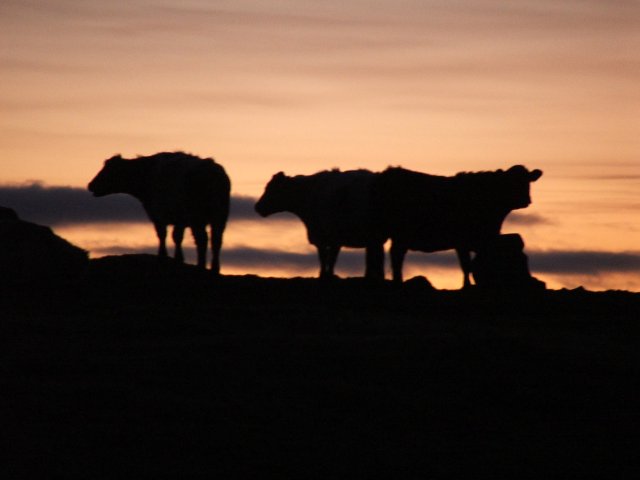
255,172,291,217
502,165,543,210
88,155,128,197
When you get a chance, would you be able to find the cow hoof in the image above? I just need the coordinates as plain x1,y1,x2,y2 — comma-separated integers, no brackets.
319,273,338,282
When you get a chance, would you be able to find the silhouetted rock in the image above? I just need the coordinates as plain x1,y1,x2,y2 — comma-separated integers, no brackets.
0,209,87,283
471,233,545,290
0,205,19,220
88,253,207,285
404,275,435,290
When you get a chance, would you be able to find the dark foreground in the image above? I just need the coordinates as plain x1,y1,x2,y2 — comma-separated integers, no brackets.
2,255,639,478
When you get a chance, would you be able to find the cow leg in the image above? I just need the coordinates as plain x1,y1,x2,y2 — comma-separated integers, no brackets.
365,243,385,280
456,248,472,288
327,245,340,278
317,245,340,280
172,225,185,263
191,225,208,269
390,242,406,283
317,246,329,279
154,223,168,258
210,225,223,275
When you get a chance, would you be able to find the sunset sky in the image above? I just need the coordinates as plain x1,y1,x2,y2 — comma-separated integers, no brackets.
1,0,638,290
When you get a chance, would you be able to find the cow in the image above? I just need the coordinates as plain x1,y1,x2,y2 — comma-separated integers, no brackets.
254,169,386,280
371,165,542,287
88,152,230,274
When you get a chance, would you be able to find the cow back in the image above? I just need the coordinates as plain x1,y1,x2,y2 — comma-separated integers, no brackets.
134,152,230,226
308,170,378,247
270,169,379,248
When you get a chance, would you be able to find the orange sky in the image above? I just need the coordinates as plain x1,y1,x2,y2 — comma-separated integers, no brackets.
1,1,638,290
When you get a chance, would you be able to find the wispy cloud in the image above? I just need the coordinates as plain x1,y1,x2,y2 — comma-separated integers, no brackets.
504,212,551,226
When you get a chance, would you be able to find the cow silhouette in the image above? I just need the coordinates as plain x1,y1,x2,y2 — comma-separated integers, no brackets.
371,165,542,287
88,152,230,274
255,170,385,280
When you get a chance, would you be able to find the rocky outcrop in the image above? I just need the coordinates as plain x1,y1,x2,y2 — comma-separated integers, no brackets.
0,207,88,283
471,234,545,290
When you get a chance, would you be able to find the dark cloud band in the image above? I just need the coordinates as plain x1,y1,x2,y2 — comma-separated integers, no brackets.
529,251,640,275
0,183,262,225
0,183,547,227
90,243,640,278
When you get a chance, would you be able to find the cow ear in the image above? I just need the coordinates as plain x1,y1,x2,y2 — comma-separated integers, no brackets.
529,169,543,182
506,165,526,175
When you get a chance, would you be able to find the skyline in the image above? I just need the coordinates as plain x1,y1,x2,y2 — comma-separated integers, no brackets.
1,180,639,291
1,0,638,289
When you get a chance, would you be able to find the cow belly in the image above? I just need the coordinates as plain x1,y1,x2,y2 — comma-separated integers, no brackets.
391,217,495,253
308,231,370,249
401,232,493,253
341,239,369,248
334,226,371,247
394,227,463,252
145,201,211,227
306,215,375,248
405,239,456,253
308,227,379,248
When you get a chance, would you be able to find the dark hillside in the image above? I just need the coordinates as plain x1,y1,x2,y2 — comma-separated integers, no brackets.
2,255,639,478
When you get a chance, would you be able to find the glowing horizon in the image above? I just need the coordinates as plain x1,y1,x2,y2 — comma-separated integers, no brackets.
1,181,639,291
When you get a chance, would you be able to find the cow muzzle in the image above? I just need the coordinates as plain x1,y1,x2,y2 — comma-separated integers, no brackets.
87,183,104,197
254,201,268,217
